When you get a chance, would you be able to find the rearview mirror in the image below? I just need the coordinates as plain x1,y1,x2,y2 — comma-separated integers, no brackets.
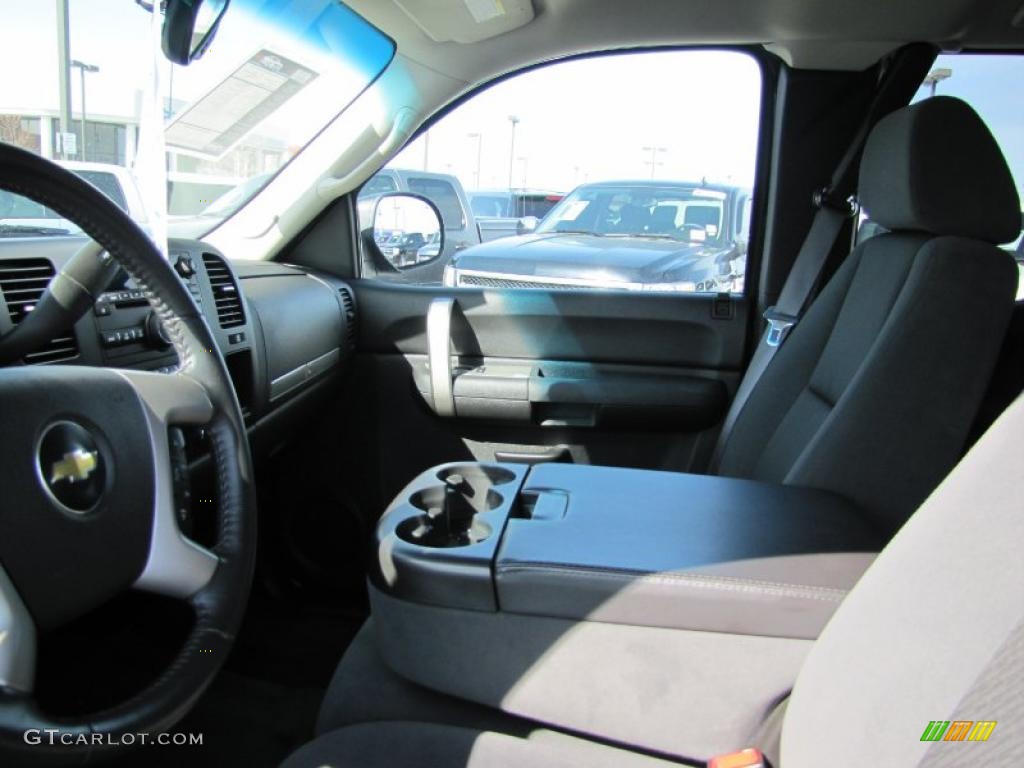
162,0,230,66
367,193,445,270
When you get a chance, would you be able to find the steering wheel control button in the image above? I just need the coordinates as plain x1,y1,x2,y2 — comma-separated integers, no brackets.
36,421,107,514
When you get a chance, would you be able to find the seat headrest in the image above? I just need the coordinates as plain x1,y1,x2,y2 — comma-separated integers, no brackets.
859,96,1021,244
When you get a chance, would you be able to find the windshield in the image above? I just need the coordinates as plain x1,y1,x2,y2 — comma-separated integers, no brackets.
0,1,394,238
537,184,731,243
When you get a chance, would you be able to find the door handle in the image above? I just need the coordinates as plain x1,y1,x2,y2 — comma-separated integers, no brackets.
426,297,456,417
494,447,570,464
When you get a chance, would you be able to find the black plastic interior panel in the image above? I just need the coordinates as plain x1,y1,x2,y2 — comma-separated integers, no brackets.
352,281,748,370
408,356,728,430
241,273,345,400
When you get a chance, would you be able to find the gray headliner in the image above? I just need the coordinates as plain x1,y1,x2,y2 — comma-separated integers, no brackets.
347,0,1024,77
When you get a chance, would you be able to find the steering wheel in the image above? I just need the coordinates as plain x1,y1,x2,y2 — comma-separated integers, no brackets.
0,144,256,762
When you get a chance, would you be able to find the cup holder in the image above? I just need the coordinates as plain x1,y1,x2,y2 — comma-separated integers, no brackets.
390,464,517,548
396,514,492,548
413,483,504,515
397,473,507,548
437,464,516,494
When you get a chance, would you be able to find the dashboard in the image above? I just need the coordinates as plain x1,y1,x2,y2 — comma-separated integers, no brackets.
0,235,356,436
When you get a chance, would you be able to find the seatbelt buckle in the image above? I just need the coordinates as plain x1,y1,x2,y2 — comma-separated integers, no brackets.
812,187,858,217
763,307,797,347
707,748,765,768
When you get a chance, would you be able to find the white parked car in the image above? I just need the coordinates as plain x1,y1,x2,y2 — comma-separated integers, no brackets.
0,160,147,236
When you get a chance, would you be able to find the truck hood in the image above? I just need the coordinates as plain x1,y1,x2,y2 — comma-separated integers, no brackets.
450,232,729,283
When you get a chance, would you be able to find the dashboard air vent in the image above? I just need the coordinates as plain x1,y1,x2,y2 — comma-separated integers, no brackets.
201,253,245,328
339,285,356,351
0,258,79,364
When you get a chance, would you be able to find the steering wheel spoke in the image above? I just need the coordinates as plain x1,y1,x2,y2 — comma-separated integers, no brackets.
0,565,36,694
116,370,219,599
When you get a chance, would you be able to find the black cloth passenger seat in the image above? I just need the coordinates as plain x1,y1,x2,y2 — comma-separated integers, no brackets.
713,97,1020,536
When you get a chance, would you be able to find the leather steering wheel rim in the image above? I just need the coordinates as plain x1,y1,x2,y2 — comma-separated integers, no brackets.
0,143,256,762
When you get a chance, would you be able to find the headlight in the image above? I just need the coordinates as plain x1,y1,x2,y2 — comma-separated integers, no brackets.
443,266,456,287
641,281,697,293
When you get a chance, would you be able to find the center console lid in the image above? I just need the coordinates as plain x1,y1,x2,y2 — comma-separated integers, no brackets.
498,464,880,639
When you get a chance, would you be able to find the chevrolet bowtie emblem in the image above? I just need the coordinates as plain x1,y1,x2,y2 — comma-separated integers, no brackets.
50,449,99,484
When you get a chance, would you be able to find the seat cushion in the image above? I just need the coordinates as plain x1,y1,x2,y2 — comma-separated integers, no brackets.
317,620,535,738
282,721,687,768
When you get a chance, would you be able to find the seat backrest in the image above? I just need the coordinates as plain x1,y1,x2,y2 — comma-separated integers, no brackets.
781,390,1024,766
684,204,719,229
649,205,677,233
716,97,1020,535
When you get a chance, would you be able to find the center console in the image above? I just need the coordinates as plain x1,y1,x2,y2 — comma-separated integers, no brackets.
369,461,883,759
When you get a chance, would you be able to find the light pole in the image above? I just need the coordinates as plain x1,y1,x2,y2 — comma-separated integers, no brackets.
517,157,529,188
468,132,483,189
422,130,430,171
56,0,73,159
71,59,99,161
642,145,667,179
922,67,952,97
507,116,519,190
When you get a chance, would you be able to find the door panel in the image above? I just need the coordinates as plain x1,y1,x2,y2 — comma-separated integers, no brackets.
355,281,747,367
349,280,748,506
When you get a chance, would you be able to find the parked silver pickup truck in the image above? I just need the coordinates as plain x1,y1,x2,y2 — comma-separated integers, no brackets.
468,188,563,242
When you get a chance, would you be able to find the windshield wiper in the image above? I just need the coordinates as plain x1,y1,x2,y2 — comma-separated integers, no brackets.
0,223,72,237
551,229,602,236
604,232,681,241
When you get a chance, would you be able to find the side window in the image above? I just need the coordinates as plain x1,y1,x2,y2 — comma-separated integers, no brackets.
909,54,1024,299
471,195,510,218
359,173,398,198
521,194,561,219
362,50,762,290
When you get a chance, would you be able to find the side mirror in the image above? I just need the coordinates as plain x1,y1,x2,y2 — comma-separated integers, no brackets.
364,193,445,270
516,216,539,235
162,0,230,66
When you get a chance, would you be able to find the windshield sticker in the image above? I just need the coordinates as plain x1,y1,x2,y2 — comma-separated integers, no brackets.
559,200,590,221
165,49,318,159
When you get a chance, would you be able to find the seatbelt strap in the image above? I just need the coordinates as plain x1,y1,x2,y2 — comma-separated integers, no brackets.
708,44,936,472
